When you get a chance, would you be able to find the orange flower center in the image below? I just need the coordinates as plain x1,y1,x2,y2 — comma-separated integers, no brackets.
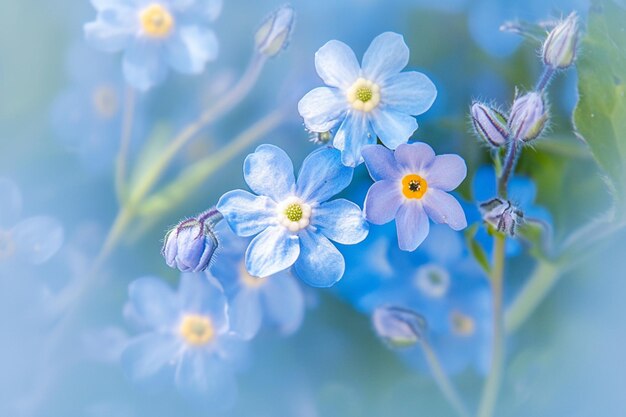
401,174,428,199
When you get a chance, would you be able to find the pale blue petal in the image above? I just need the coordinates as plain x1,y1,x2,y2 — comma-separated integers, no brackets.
245,226,300,277
312,199,368,244
394,142,436,173
395,201,429,251
296,147,353,203
362,32,409,82
122,40,168,91
315,40,360,89
228,289,262,341
217,190,277,237
298,87,346,132
370,108,418,149
185,0,223,21
175,350,237,405
361,145,401,181
122,333,180,381
0,178,22,227
333,112,375,167
423,189,467,231
84,5,136,52
364,180,403,225
294,230,344,288
127,276,179,329
12,216,64,264
425,154,467,191
382,71,437,115
178,274,227,330
244,144,295,201
166,26,218,74
261,272,304,335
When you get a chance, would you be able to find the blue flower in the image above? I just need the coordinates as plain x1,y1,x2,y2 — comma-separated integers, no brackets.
298,32,437,167
0,178,64,266
362,142,468,251
122,273,242,406
209,221,305,340
85,0,222,90
217,144,369,287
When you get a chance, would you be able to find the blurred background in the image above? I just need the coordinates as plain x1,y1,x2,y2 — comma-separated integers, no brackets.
1,0,625,416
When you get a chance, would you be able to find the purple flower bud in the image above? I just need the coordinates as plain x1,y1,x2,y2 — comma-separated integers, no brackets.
542,12,579,70
471,102,509,147
372,305,427,348
162,209,222,272
508,91,548,142
255,4,295,57
479,198,524,236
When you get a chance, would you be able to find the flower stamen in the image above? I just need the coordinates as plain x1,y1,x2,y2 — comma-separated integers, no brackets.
401,174,428,199
140,4,174,38
179,314,214,346
347,78,380,112
277,197,311,232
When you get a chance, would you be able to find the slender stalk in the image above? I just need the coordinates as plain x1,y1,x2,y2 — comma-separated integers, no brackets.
421,341,471,417
115,86,136,201
477,233,506,417
497,139,519,198
536,67,555,92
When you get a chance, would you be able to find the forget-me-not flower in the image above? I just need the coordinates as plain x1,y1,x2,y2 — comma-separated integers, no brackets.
298,32,437,167
122,273,242,406
362,142,467,252
210,221,305,340
217,144,369,287
85,0,222,90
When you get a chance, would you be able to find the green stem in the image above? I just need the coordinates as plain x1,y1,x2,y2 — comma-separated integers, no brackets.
421,341,471,417
115,86,136,202
477,233,506,417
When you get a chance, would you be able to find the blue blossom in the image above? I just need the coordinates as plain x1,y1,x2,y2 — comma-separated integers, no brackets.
122,273,242,406
217,144,369,287
85,0,222,90
209,221,305,340
298,32,437,167
362,142,468,251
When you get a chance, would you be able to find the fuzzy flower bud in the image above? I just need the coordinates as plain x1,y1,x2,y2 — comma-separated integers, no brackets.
255,4,295,57
470,102,509,147
508,91,548,142
542,12,579,70
372,305,427,348
479,198,524,236
162,209,223,272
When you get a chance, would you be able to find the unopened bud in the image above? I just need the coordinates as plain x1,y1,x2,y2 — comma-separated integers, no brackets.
255,4,295,57
372,305,427,348
508,91,548,142
308,129,333,145
542,12,579,70
471,102,509,147
162,209,222,272
479,198,524,237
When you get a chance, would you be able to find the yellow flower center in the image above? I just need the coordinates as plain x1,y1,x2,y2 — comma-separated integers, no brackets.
92,84,119,119
401,174,428,199
284,203,303,222
239,261,267,287
0,230,15,261
277,197,311,233
450,310,476,337
179,314,214,346
140,4,174,38
347,78,380,112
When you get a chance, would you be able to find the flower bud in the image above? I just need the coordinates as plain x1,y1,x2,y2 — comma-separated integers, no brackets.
372,305,427,348
308,129,333,145
255,4,295,57
479,198,524,237
542,12,579,70
470,102,509,147
162,209,222,272
508,91,548,142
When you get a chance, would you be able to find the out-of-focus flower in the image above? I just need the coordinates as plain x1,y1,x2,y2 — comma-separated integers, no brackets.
162,208,222,272
85,0,222,90
362,142,467,251
542,12,579,70
470,101,509,147
255,4,295,57
0,178,63,266
122,274,242,406
298,32,437,166
217,144,368,287
508,91,548,142
210,222,305,340
372,305,427,348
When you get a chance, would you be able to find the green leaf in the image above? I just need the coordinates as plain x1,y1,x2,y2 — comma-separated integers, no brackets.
517,219,553,260
464,223,492,275
573,0,626,214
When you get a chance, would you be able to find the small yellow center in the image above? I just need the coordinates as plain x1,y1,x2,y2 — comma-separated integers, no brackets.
179,314,214,346
92,84,119,119
284,203,303,222
239,261,267,287
277,197,311,232
402,174,428,199
450,311,476,337
0,230,15,261
140,4,174,38
347,78,380,112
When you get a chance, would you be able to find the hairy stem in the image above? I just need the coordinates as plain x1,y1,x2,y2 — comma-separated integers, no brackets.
497,139,519,198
